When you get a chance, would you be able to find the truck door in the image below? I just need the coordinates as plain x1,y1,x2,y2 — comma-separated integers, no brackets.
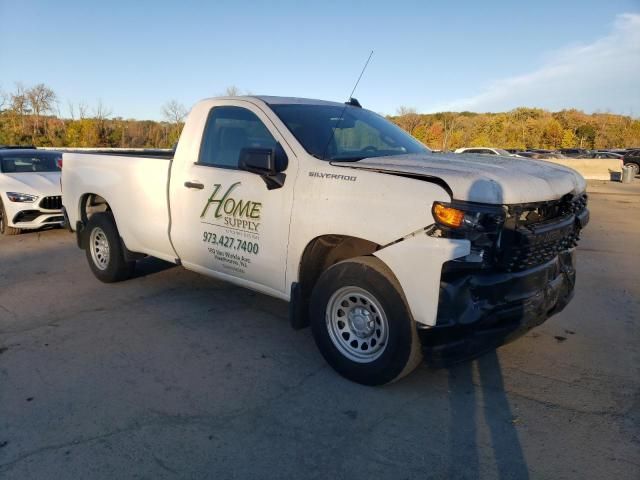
169,102,297,296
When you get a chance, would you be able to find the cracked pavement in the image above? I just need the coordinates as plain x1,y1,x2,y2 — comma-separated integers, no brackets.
0,181,639,479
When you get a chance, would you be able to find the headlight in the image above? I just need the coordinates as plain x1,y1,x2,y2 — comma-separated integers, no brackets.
430,201,506,267
432,203,465,228
6,192,38,203
432,201,505,232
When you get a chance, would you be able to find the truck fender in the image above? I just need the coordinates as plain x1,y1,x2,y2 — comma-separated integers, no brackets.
374,233,470,326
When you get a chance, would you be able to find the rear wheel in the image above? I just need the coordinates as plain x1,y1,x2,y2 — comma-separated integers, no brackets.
310,256,422,385
0,200,21,235
84,213,134,282
627,163,640,176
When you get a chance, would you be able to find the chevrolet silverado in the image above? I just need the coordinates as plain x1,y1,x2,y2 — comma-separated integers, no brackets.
61,96,589,385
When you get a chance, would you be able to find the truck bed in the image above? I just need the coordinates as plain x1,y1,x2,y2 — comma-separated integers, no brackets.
62,152,176,262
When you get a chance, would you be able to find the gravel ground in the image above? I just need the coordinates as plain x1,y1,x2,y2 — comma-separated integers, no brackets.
0,181,638,479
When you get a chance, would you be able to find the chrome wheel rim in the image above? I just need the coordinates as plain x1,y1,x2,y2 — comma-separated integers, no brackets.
90,227,110,270
326,286,389,363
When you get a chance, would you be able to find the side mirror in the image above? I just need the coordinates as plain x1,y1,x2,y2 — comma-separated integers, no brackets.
239,146,287,190
239,148,277,175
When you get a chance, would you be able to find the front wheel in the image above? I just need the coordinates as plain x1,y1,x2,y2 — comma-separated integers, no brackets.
0,200,21,235
84,213,135,283
310,256,422,385
627,163,640,176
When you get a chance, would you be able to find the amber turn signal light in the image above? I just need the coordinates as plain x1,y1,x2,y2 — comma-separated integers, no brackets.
433,203,465,228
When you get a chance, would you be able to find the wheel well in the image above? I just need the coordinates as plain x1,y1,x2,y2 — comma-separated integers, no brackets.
77,194,144,261
294,235,380,328
80,193,110,223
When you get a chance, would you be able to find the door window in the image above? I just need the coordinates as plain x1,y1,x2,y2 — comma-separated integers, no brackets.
198,106,277,168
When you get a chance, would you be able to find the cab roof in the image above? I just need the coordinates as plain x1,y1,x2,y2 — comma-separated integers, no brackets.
204,95,349,108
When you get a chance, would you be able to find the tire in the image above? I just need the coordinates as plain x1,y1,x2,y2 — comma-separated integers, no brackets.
84,213,135,283
628,163,640,176
0,200,21,235
310,256,422,386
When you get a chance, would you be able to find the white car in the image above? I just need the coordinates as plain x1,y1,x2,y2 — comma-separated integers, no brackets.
0,148,64,235
62,96,589,385
455,147,518,156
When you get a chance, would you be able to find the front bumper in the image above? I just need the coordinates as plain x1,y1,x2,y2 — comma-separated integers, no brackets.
7,207,64,229
418,248,576,366
3,193,64,230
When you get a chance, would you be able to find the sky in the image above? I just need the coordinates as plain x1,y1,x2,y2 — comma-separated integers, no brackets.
1,0,639,120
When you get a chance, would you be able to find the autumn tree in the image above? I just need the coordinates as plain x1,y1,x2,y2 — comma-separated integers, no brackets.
161,100,188,146
9,83,30,136
26,83,56,136
0,87,7,112
224,85,240,96
440,113,459,151
561,130,577,148
395,106,421,136
162,100,188,125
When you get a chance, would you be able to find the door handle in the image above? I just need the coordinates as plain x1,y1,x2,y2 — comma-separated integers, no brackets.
184,181,204,190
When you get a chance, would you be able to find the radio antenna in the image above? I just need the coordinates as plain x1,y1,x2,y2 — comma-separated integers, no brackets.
321,50,374,160
349,50,373,100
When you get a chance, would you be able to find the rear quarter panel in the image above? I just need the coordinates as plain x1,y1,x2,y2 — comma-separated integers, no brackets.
62,153,175,261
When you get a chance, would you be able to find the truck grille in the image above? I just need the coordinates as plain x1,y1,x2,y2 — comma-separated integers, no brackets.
498,194,587,272
39,196,62,210
508,193,587,226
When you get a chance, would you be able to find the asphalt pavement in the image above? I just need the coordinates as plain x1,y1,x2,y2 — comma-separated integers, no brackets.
0,181,638,479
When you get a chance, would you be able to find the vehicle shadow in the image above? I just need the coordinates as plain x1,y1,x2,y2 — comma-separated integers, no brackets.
448,352,529,479
445,176,528,478
132,256,177,278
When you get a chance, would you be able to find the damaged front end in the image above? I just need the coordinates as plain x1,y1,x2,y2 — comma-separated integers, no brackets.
420,193,589,366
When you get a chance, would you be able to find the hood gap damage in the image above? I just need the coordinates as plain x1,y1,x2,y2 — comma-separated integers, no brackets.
331,163,454,199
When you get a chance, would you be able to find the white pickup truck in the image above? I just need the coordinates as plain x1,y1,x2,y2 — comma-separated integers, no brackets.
62,96,589,385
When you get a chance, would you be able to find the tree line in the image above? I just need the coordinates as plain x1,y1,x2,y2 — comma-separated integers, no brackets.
390,106,640,151
0,83,188,148
1,82,638,150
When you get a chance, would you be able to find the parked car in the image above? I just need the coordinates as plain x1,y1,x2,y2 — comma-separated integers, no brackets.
577,151,624,159
519,151,568,159
527,149,555,154
517,152,542,159
454,147,515,156
623,150,640,175
559,148,590,157
0,147,63,235
62,95,589,385
518,152,543,158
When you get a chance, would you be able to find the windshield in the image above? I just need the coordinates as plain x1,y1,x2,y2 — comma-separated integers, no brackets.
495,149,512,156
0,152,62,173
271,104,430,161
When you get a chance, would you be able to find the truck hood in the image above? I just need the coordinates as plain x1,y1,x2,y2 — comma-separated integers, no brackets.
1,172,62,197
333,152,586,204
